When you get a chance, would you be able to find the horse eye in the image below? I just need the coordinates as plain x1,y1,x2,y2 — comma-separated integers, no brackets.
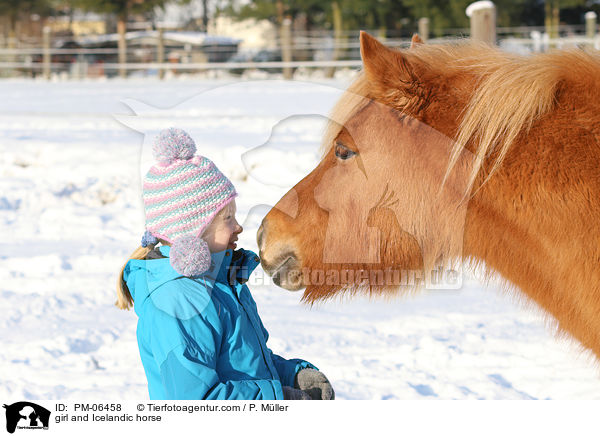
334,142,357,160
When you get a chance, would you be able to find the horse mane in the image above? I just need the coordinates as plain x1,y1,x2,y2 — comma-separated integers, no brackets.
448,47,600,195
324,42,600,195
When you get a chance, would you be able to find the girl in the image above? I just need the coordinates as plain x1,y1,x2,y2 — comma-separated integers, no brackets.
116,128,334,400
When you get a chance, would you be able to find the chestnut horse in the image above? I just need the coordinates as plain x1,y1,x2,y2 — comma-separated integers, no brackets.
258,32,600,360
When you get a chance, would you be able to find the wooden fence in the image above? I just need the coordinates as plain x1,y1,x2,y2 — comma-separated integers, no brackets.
0,1,598,80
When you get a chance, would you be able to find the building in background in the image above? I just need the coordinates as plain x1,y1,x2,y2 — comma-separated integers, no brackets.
208,16,277,51
48,11,106,37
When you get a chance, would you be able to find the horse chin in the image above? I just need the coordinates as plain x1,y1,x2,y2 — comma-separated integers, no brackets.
273,273,304,291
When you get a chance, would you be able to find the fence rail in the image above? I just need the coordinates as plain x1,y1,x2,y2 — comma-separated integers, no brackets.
0,22,599,79
0,59,365,71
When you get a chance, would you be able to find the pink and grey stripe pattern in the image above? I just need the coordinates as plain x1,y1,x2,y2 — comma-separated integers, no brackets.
140,127,237,277
143,149,236,244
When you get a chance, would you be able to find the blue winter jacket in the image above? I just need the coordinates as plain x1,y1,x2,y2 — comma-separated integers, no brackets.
123,245,316,400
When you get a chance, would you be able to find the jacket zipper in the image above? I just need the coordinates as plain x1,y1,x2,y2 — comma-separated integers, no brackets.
229,281,278,380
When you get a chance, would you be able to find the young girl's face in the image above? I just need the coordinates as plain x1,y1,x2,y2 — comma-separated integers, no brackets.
203,201,243,252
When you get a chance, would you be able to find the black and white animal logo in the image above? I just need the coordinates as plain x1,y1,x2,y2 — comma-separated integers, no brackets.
3,402,50,434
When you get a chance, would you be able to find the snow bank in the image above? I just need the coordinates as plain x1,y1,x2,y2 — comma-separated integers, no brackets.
1,78,599,400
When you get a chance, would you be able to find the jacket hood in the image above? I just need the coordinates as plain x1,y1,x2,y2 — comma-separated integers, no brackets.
123,245,260,317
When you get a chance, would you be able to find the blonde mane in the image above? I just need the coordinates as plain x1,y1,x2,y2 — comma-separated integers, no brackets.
323,43,600,195
446,48,595,195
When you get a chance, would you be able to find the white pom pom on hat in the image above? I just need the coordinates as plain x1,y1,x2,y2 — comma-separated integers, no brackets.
152,127,197,165
169,234,212,276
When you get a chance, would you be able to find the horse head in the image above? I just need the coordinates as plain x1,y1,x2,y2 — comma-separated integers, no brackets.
260,31,600,360
259,33,477,301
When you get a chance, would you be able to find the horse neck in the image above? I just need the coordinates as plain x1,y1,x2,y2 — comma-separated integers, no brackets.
461,122,600,359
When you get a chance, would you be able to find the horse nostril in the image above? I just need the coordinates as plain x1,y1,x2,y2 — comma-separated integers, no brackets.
269,252,303,290
263,251,297,276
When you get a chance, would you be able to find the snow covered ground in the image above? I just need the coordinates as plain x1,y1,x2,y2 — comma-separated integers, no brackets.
1,77,599,401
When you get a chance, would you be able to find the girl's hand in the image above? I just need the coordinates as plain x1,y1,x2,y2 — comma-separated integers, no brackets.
294,369,335,400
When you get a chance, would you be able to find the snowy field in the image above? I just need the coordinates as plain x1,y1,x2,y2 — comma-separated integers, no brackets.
1,76,600,401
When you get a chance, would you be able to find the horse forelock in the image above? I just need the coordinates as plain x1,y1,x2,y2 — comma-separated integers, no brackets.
320,73,371,158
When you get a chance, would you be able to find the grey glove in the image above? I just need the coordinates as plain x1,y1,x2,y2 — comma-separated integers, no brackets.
294,368,335,400
282,386,311,400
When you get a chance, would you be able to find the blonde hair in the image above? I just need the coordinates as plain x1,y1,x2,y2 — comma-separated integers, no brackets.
116,244,155,310
115,200,237,310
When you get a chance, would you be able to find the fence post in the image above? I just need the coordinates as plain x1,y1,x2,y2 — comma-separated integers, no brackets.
157,27,165,80
7,28,16,77
0,20,4,77
325,1,342,78
466,1,496,45
281,16,293,80
552,4,560,40
418,18,429,43
117,18,127,78
586,12,597,40
42,26,51,80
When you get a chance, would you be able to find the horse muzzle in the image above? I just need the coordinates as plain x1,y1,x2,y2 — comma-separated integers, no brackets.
258,222,304,291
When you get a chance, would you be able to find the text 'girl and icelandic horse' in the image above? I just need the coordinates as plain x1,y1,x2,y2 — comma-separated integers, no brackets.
259,32,600,360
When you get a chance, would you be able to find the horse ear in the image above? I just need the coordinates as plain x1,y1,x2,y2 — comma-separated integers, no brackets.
359,31,424,111
411,33,424,48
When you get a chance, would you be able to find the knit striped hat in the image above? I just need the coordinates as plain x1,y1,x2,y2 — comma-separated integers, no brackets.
142,128,237,276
